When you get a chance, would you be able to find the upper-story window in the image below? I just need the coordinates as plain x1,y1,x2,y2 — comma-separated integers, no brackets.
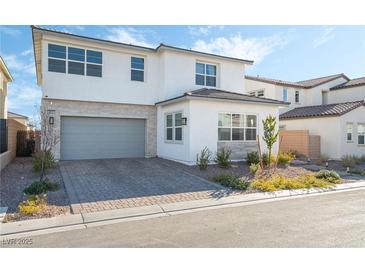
249,89,265,97
195,62,216,87
295,90,300,103
48,44,66,73
346,123,353,142
131,57,144,82
283,88,288,102
48,43,102,77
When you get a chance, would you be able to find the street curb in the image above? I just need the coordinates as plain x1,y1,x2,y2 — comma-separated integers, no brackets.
1,181,365,237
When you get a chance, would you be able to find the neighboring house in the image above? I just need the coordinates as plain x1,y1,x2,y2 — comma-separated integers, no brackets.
1,57,28,170
328,77,365,104
0,56,13,119
246,73,365,159
31,26,288,164
8,111,28,126
245,74,350,113
280,101,365,159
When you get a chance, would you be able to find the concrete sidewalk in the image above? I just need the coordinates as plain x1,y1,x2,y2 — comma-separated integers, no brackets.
1,180,365,237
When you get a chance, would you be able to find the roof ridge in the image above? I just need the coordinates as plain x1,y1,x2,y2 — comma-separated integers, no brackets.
296,73,347,83
287,100,364,110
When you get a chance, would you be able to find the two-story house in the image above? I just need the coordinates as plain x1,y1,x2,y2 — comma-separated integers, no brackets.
245,74,365,159
32,26,288,165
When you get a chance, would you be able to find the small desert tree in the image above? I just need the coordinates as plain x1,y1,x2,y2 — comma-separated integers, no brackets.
262,115,279,166
35,103,60,181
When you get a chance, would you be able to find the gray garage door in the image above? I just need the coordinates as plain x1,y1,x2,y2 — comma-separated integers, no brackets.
61,117,145,160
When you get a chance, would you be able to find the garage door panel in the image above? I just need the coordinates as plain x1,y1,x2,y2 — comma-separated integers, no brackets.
61,117,145,160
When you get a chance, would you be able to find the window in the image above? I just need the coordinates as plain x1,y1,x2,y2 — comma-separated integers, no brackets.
48,43,102,77
131,57,144,82
283,88,288,102
249,90,265,97
165,112,183,142
68,47,85,76
87,50,102,77
48,44,66,73
295,90,300,103
195,62,216,87
346,123,353,142
358,124,365,145
218,113,257,141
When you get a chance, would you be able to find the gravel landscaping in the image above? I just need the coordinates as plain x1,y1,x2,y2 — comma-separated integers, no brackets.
0,157,71,222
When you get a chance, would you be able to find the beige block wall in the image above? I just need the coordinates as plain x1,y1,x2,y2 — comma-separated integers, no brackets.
0,119,27,170
279,130,321,159
42,98,157,160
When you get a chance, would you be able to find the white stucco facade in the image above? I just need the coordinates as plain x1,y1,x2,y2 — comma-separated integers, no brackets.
157,98,280,165
280,106,365,159
328,86,365,104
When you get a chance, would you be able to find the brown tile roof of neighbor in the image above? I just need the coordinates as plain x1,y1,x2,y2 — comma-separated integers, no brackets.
295,73,350,88
330,76,365,90
245,75,305,88
280,101,365,120
156,88,290,106
246,73,350,89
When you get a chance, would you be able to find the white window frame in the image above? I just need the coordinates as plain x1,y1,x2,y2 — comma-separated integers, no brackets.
48,43,103,77
195,62,217,87
295,90,300,103
48,44,67,73
346,123,353,142
131,56,145,82
249,89,265,97
358,123,365,145
218,112,258,142
283,88,288,102
164,112,183,144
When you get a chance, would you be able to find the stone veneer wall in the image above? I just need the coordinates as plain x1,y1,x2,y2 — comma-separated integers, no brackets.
217,141,259,160
42,99,157,160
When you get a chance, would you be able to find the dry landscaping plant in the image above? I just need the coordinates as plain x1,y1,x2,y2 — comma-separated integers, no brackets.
18,195,47,216
196,147,212,170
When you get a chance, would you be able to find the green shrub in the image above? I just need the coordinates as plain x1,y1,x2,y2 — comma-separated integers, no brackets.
196,147,212,170
349,169,365,176
33,150,56,173
246,151,260,165
315,169,341,184
251,175,333,192
215,147,232,168
249,163,260,175
211,173,250,190
18,195,47,216
262,153,276,167
24,180,59,195
277,152,294,165
341,155,356,168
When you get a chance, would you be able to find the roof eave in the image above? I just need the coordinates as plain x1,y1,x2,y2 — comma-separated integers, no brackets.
0,56,13,82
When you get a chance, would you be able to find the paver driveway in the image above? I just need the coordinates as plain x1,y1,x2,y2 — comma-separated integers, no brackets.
60,158,229,213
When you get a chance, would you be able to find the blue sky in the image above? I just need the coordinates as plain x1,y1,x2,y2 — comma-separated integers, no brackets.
0,25,364,118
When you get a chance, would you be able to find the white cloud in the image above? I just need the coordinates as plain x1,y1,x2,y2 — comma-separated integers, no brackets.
21,48,33,56
3,54,35,75
188,26,212,36
7,82,41,115
0,26,21,37
105,27,155,47
61,25,85,33
312,27,335,48
192,33,288,64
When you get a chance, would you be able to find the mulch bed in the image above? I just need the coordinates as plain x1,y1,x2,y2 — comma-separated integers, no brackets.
1,157,71,223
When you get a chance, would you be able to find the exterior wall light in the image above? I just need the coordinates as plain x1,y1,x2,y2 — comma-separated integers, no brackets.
49,117,54,125
181,117,187,125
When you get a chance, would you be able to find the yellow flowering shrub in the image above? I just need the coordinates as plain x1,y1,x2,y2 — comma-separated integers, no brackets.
18,195,47,216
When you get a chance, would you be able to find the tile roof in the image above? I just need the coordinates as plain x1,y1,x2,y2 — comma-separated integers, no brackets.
295,73,350,88
280,101,365,120
246,73,349,89
156,88,289,106
245,75,305,88
330,77,365,90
